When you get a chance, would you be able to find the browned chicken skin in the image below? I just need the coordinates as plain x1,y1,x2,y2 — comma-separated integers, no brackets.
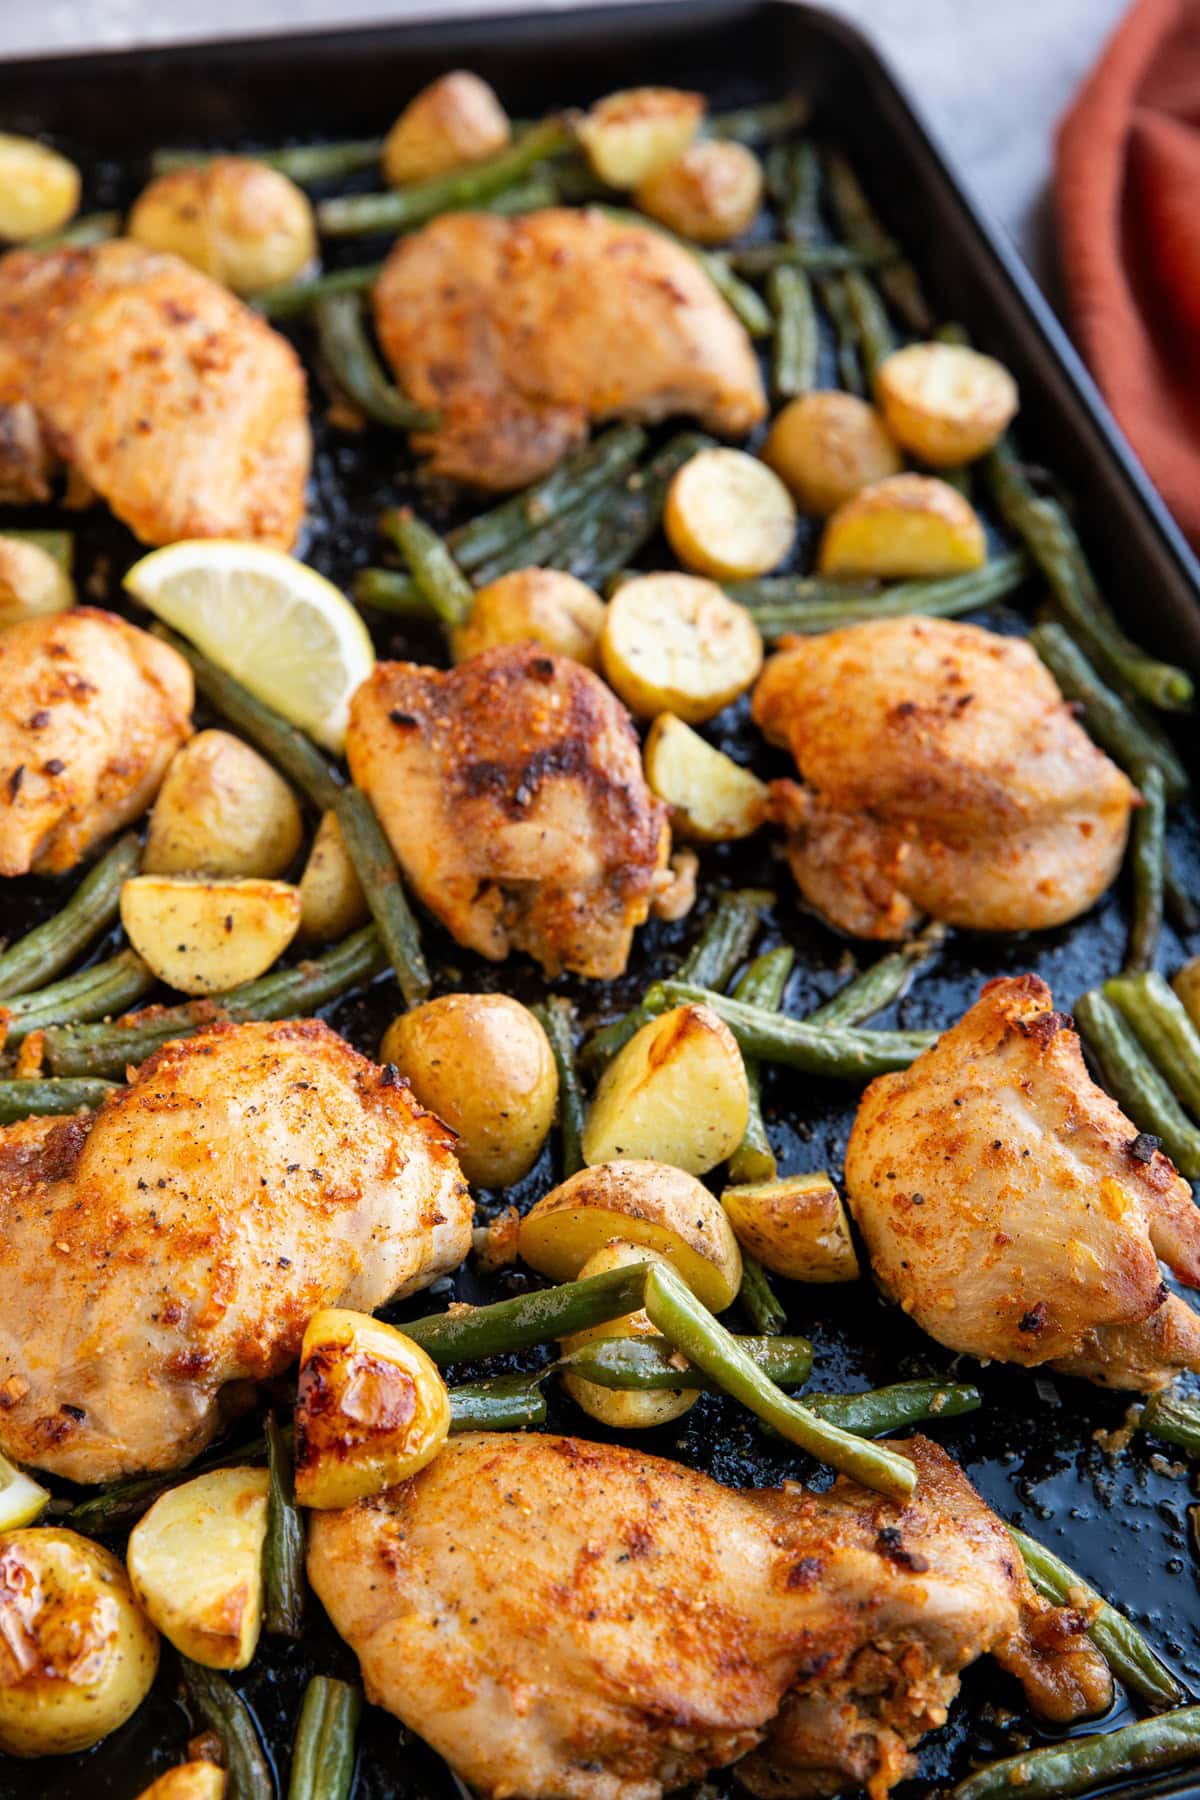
346,644,672,978
373,207,767,489
309,1431,1109,1800
845,975,1200,1389
0,607,192,876
0,1019,472,1482
752,616,1137,938
0,240,309,545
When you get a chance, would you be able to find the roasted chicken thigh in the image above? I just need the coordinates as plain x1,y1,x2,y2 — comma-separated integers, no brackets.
845,974,1200,1388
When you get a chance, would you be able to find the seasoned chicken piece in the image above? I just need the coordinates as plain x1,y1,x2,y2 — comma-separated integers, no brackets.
373,207,767,489
0,607,192,876
0,1019,471,1481
753,616,1137,937
0,240,309,545
347,644,672,979
845,974,1200,1389
309,1431,1109,1800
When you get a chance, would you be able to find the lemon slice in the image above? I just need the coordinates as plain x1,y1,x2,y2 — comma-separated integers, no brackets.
125,540,375,754
0,1451,48,1529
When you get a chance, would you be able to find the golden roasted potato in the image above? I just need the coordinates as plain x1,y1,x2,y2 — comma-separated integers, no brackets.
1174,958,1200,1032
383,71,511,187
561,1238,698,1429
644,712,767,841
136,1764,226,1800
143,730,304,879
876,341,1018,467
0,536,74,627
128,157,316,296
583,1003,749,1176
635,139,763,243
120,874,302,996
578,87,704,189
519,1158,743,1311
0,134,79,241
722,1172,860,1282
664,447,795,580
762,390,902,516
601,572,763,724
818,472,987,577
452,567,606,668
294,1308,450,1509
0,1529,158,1757
381,992,557,1187
127,1468,269,1670
298,809,369,943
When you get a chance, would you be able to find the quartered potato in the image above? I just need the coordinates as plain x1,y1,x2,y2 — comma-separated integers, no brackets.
0,133,80,241
0,536,75,627
722,1172,860,1282
876,341,1018,466
0,1529,158,1757
560,1238,698,1429
295,1308,451,1510
578,87,704,189
126,1468,269,1670
383,70,511,187
452,567,606,668
601,572,763,723
120,874,302,995
664,447,796,580
583,1003,750,1177
818,472,987,577
762,390,902,516
644,712,768,841
143,730,304,879
635,139,763,243
519,1158,743,1311
298,809,369,943
135,1764,227,1800
128,157,316,297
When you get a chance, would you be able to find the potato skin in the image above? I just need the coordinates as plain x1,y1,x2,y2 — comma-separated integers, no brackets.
636,139,763,244
381,993,557,1188
578,87,704,189
818,472,987,577
143,730,304,879
876,341,1018,466
128,157,316,296
582,1002,749,1175
763,391,902,516
0,134,80,242
298,809,369,943
119,874,302,996
722,1174,860,1282
452,567,606,668
383,71,511,187
126,1468,269,1670
0,1529,158,1757
561,1238,698,1428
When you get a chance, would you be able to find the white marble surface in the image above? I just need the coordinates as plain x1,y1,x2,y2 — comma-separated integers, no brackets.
0,0,1126,287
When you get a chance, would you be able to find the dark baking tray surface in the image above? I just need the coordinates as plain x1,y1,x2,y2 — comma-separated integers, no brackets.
2,4,1200,1797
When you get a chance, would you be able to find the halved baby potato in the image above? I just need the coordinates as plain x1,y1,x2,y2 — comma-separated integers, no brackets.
128,158,316,297
601,572,763,723
383,71,511,187
120,874,302,996
298,809,369,944
294,1308,450,1510
763,390,903,516
664,447,796,580
452,567,606,668
126,1468,269,1670
635,139,763,244
722,1172,859,1282
583,1003,750,1177
560,1238,698,1429
818,473,987,578
644,712,768,842
136,1765,226,1800
519,1158,743,1312
876,341,1018,467
578,87,704,189
0,134,80,242
143,730,304,879
0,536,75,627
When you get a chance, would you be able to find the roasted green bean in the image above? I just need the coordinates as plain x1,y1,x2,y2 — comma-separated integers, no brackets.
736,1255,788,1336
388,508,475,628
803,1380,980,1436
315,292,438,430
153,138,383,182
823,148,930,331
0,1078,118,1121
1125,762,1166,973
729,945,794,1184
256,260,383,320
817,273,865,395
768,265,818,399
353,568,436,616
401,1265,650,1365
264,1413,305,1639
1,950,154,1044
807,923,946,1029
533,997,586,1177
557,1331,813,1390
708,95,810,144
287,1675,362,1800
768,139,820,245
1073,988,1200,1178
951,1705,1200,1800
1141,1388,1200,1455
0,832,141,1002
181,1661,273,1800
1105,970,1200,1119
841,269,895,384
332,789,430,1004
644,980,936,1079
1030,622,1188,801
729,550,1030,635
448,1374,548,1431
728,242,895,275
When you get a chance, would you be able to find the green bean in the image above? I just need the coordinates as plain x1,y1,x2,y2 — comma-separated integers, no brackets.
1,950,154,1043
181,1660,273,1800
768,265,818,399
807,923,946,1029
729,945,794,1184
401,1265,649,1365
731,550,1030,635
803,1380,980,1435
264,1414,305,1640
841,269,895,384
1030,622,1188,801
153,138,383,182
448,1374,548,1431
708,95,810,145
287,1675,362,1800
818,274,865,395
1011,1525,1183,1708
824,148,930,331
987,441,1192,711
728,242,896,275
353,568,436,617
570,430,718,591
1105,970,1200,1119
255,260,384,320
60,1432,271,1537
1141,1389,1200,1455
387,508,474,630
0,832,140,1001
736,1256,788,1336
0,1078,117,1121
28,210,122,250
533,998,585,1177
951,1705,1200,1800
317,117,571,236
1073,988,1200,1177
557,1331,813,1390
1,528,74,569
1125,763,1166,973
728,573,882,610
333,789,429,1005
465,462,635,587
643,1263,916,1496
645,980,936,1079
43,925,386,1079
315,293,438,430
768,138,821,245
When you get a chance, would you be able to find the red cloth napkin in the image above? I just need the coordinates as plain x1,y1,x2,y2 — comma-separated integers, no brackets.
1056,0,1200,545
